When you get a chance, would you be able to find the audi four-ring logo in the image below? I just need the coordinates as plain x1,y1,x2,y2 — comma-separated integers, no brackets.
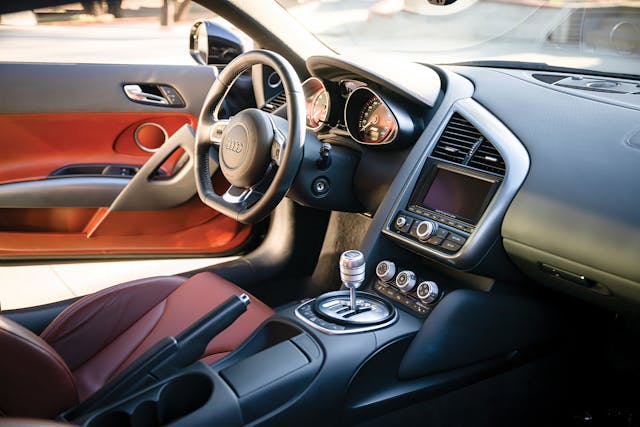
224,139,244,153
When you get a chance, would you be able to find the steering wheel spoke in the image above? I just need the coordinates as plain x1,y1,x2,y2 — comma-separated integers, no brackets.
209,119,230,145
267,115,286,166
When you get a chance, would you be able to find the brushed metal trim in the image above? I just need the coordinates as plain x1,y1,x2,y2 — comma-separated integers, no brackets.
294,298,398,335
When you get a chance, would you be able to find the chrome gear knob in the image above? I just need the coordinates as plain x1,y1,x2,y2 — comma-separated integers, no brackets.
340,250,365,310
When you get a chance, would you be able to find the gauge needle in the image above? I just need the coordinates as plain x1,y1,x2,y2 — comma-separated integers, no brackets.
360,114,379,132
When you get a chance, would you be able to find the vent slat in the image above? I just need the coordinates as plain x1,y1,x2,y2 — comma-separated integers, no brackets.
432,113,506,176
430,113,480,165
469,140,506,175
260,91,286,113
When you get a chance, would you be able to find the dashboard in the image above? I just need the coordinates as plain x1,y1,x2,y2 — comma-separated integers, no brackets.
284,55,640,314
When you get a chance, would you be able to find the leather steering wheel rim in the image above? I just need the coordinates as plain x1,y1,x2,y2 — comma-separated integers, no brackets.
194,50,305,224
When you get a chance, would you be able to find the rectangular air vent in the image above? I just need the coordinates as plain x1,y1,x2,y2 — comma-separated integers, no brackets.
431,113,505,177
260,91,286,113
431,113,483,164
469,140,506,176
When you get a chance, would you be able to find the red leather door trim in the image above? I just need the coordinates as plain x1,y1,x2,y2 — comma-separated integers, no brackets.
0,113,196,184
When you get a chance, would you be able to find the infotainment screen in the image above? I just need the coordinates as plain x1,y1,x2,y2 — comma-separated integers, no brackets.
419,167,496,224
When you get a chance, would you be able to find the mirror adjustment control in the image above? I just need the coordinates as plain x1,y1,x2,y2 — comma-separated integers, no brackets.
416,281,439,304
376,260,396,282
394,214,413,232
396,270,417,292
416,220,437,241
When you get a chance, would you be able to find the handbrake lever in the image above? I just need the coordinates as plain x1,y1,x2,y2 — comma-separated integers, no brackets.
61,293,251,421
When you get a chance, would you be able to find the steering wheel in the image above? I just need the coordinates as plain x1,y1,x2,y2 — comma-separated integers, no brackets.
194,50,305,224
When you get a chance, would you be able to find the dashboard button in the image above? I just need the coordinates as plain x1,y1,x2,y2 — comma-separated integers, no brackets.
426,236,443,246
441,240,462,253
409,223,420,239
447,233,467,245
434,228,449,239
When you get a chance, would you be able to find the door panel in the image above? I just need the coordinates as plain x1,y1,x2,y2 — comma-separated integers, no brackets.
0,112,195,185
0,63,252,260
0,199,251,258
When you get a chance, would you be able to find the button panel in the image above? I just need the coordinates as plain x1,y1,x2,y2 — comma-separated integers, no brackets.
374,280,432,316
393,209,471,254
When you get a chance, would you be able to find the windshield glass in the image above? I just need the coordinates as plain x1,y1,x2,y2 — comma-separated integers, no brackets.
281,0,640,77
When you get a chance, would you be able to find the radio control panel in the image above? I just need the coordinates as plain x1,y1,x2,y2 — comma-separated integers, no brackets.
392,208,471,254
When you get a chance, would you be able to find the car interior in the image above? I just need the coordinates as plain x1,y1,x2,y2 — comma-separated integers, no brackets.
1,0,640,426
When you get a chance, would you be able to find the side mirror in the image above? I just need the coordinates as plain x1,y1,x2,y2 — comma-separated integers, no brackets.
189,19,244,66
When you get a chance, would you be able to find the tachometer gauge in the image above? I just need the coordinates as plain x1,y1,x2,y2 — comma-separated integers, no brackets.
345,87,398,145
302,77,331,131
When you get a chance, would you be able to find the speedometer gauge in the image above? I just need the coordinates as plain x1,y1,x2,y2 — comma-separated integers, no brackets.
302,77,331,131
357,96,397,144
345,87,398,145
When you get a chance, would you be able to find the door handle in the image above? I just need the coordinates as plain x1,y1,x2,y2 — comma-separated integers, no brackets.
123,84,169,105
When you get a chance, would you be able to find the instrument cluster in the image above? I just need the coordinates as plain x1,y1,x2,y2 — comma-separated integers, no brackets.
302,77,406,146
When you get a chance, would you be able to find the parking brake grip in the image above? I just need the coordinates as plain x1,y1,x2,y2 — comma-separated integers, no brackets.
61,294,251,421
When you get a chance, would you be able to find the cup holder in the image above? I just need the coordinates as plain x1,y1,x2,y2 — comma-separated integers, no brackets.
86,374,213,427
158,374,212,424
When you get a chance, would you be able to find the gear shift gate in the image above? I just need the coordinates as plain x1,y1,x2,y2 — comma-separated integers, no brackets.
294,250,397,334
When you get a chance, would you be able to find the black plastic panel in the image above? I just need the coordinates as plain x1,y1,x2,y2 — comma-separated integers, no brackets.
220,340,308,397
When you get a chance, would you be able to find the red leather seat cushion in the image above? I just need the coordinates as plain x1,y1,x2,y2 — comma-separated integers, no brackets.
41,272,273,400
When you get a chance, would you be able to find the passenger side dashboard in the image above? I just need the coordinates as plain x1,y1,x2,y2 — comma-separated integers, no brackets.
296,55,640,315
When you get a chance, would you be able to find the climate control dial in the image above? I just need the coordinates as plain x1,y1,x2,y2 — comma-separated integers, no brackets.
375,260,396,282
416,281,439,304
395,270,417,292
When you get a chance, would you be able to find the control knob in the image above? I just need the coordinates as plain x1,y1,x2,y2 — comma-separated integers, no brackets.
416,281,440,304
416,220,437,241
395,270,417,292
339,250,365,311
375,260,396,282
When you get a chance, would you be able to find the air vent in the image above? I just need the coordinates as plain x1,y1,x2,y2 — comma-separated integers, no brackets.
431,113,482,164
260,91,286,113
469,140,506,176
431,113,506,177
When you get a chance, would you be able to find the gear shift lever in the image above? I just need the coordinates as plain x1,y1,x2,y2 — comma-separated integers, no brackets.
340,250,365,311
299,249,395,332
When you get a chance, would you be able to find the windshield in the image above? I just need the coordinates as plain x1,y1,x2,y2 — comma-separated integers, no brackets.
282,0,640,77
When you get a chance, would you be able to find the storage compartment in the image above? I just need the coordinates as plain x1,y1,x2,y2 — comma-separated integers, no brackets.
221,340,309,397
211,320,324,423
84,373,214,427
